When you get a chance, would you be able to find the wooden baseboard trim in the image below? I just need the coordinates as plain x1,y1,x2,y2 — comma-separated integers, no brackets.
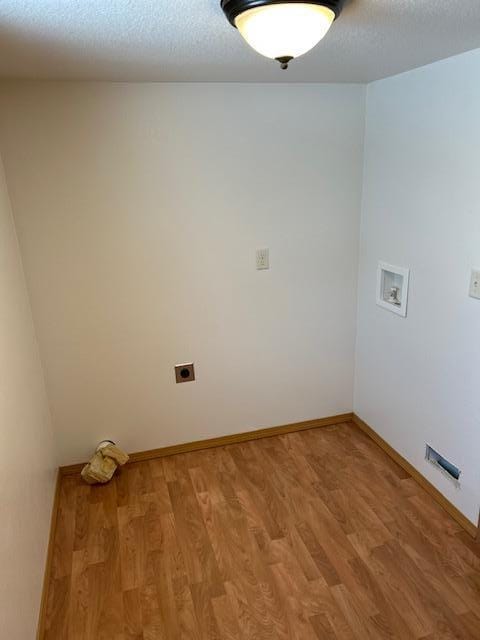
352,413,478,539
59,412,354,476
37,469,61,639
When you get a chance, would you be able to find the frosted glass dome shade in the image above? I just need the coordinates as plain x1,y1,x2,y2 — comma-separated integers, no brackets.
235,3,335,60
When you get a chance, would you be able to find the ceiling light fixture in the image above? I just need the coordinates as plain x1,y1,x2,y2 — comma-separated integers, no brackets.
221,0,344,70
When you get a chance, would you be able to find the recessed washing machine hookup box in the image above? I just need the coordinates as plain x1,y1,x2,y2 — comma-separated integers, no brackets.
376,261,410,317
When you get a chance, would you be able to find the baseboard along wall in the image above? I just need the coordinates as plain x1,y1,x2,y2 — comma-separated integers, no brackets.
59,413,354,476
36,470,61,640
352,413,478,538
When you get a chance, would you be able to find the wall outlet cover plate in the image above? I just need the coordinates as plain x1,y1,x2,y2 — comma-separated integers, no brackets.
256,248,269,270
469,268,480,299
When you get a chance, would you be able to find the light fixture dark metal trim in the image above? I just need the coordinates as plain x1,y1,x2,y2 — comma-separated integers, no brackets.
221,0,344,27
276,55,293,70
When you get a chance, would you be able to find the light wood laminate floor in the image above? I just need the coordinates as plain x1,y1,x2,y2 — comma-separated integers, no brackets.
43,422,480,639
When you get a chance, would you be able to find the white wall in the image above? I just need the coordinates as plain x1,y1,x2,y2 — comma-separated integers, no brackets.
0,154,56,637
355,49,480,525
0,82,366,465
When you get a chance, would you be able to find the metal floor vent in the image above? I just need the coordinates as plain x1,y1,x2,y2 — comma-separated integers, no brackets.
425,444,461,486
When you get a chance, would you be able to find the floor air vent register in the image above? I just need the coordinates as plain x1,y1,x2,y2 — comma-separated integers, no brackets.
425,444,461,487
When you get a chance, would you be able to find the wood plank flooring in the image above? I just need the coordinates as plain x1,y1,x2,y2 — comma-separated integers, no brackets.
43,422,480,639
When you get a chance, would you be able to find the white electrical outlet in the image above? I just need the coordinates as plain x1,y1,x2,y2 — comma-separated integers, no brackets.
469,269,480,300
256,248,269,270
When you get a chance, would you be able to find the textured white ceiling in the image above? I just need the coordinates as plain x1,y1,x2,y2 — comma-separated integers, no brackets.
0,1,479,82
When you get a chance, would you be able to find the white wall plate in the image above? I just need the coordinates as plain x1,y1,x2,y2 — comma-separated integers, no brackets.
376,261,410,317
469,268,480,300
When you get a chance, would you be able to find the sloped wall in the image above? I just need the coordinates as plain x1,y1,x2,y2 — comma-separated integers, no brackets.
0,153,56,638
